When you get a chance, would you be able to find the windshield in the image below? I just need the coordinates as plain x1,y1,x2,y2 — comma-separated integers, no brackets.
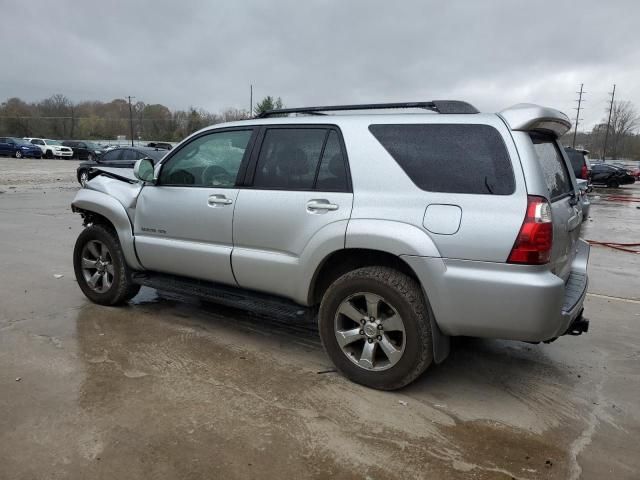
46,139,62,146
85,142,100,149
11,138,31,145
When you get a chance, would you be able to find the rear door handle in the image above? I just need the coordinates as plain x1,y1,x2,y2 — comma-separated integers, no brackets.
208,194,233,206
307,199,339,212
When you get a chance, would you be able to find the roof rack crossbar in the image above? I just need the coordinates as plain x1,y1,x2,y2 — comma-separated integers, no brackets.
257,100,479,118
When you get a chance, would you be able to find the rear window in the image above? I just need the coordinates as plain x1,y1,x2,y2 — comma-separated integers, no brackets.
368,124,515,195
531,135,573,200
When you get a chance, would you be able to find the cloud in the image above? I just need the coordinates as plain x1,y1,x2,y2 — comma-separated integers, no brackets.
2,0,638,129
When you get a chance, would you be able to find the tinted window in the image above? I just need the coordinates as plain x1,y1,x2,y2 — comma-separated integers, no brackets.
531,135,573,199
253,128,327,190
564,148,585,177
159,130,252,187
369,124,515,194
315,131,348,191
118,149,139,160
101,149,122,161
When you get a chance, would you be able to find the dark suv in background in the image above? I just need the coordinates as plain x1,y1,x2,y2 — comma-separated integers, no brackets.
564,147,592,182
62,140,103,160
77,146,166,186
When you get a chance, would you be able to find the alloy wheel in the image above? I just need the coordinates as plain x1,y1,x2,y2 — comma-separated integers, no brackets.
80,240,115,293
334,292,406,371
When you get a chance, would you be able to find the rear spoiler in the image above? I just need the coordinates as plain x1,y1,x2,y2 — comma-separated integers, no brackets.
498,103,572,138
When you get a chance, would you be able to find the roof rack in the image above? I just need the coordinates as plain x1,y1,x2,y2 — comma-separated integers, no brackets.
256,100,479,118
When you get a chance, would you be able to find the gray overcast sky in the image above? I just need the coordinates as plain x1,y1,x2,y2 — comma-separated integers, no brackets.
2,0,639,129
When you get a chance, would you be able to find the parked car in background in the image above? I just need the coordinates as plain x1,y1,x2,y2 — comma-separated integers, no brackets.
631,165,640,180
24,138,73,159
0,137,43,158
62,140,103,160
590,163,636,188
146,142,173,150
564,147,591,182
76,146,167,186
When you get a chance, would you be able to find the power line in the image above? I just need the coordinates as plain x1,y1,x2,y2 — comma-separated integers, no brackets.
602,84,616,160
572,83,585,148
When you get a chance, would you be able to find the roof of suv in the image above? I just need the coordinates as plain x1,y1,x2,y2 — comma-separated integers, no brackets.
197,102,572,138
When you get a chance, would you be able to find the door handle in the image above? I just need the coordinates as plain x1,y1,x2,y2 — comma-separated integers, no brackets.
307,199,339,212
208,195,233,206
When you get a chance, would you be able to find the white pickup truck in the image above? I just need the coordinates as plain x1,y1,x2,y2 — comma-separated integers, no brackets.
24,138,74,159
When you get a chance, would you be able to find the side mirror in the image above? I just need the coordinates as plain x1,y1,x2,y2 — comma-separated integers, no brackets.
134,158,156,183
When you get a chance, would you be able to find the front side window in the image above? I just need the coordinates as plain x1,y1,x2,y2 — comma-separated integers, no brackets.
253,128,328,190
369,124,515,195
531,134,573,200
159,130,253,187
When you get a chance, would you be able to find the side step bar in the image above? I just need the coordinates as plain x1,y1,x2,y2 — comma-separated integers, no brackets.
132,272,313,320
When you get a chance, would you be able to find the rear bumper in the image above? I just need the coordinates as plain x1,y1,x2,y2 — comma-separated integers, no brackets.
402,239,590,342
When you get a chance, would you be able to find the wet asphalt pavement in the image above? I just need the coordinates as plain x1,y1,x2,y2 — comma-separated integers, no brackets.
1,159,639,479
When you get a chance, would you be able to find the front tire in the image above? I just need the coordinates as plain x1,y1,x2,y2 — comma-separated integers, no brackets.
609,180,620,188
45,150,53,159
318,266,433,390
73,224,140,305
79,169,89,187
15,150,22,159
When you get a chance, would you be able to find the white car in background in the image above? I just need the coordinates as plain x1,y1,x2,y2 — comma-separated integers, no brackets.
23,138,74,159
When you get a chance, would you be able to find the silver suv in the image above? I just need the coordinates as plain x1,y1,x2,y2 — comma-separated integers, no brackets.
71,101,590,390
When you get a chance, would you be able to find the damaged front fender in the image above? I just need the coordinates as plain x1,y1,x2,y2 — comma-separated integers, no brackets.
72,185,144,271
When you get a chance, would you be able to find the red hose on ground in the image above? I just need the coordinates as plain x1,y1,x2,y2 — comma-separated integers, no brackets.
601,196,640,203
586,240,640,254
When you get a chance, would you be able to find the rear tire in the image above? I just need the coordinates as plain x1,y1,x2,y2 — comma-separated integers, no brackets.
318,266,433,390
15,150,22,159
73,224,140,305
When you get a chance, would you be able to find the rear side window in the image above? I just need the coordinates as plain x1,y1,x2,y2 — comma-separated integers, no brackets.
531,135,573,200
253,128,327,190
315,131,348,191
369,124,515,195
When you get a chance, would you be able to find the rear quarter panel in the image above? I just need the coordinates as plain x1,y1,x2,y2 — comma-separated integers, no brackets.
341,115,528,262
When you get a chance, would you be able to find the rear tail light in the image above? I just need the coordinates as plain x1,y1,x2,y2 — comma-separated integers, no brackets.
580,164,588,179
508,196,553,265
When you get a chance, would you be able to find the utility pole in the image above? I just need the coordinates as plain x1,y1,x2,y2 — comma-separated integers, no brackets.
127,95,135,146
250,84,253,117
602,84,615,160
572,83,585,148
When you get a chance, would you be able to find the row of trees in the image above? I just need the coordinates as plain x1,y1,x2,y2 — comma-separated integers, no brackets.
563,100,640,160
0,95,284,142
